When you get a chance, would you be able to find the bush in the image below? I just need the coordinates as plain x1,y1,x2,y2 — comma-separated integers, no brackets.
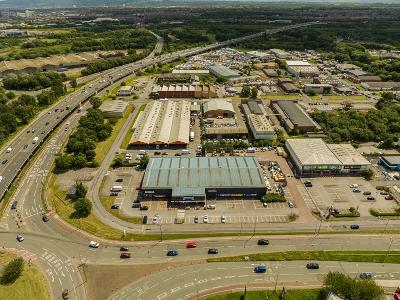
261,193,286,203
1,257,24,284
73,197,92,217
324,271,384,300
361,169,374,181
370,208,400,217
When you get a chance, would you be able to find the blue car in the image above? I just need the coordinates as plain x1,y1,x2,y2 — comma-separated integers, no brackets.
254,265,267,273
167,250,179,256
350,224,360,230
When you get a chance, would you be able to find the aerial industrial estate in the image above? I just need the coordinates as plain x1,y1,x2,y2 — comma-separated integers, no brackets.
0,2,400,300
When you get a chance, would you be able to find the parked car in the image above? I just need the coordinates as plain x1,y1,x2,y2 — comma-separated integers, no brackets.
42,214,49,222
167,250,179,256
385,195,394,200
142,215,148,224
154,151,161,155
304,181,313,187
203,215,209,223
120,252,131,259
89,241,100,248
116,178,123,182
120,246,129,251
254,265,267,273
208,248,219,254
111,204,120,209
257,239,269,246
288,202,294,208
132,203,140,208
11,201,17,210
262,202,268,208
186,242,197,248
16,234,24,242
350,224,360,230
1,159,7,164
380,191,389,195
306,262,319,269
221,216,226,223
363,191,371,195
359,272,373,279
353,189,361,193
194,216,199,223
152,216,158,224
367,196,375,201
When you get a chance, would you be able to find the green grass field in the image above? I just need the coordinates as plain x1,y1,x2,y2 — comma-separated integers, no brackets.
100,194,143,224
208,250,400,264
0,253,50,300
94,104,134,163
205,289,323,300
120,104,146,149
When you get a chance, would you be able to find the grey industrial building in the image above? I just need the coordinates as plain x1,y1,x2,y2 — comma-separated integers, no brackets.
99,100,129,118
141,157,267,202
209,64,240,79
285,138,371,177
379,156,400,171
242,101,276,140
271,100,321,133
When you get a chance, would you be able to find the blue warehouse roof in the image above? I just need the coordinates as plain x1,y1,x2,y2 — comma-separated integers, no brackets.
142,157,265,196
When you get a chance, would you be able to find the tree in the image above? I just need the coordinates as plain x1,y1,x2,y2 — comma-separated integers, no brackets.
54,155,73,172
362,169,374,181
324,271,384,300
70,78,77,89
73,197,92,217
112,157,124,168
240,86,251,98
75,182,87,199
89,97,102,109
1,258,24,284
251,87,258,98
139,155,149,169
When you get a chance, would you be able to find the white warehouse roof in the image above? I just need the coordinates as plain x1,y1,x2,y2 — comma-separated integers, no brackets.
203,99,235,114
286,60,311,66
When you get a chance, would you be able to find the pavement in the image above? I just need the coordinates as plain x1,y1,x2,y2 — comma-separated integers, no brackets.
7,22,397,300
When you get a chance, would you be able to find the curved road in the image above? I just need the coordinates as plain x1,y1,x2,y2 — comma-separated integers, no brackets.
7,22,396,300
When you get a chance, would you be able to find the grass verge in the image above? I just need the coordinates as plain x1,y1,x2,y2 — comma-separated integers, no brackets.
0,252,50,300
95,104,134,163
120,104,146,149
100,195,143,224
207,250,400,264
205,289,323,300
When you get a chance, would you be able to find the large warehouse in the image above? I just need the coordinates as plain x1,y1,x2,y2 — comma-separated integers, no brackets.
141,157,267,202
151,84,217,99
271,100,321,133
130,100,191,146
285,138,371,177
203,99,235,118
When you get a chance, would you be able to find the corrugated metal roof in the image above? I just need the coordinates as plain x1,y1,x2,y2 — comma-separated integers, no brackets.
142,157,266,194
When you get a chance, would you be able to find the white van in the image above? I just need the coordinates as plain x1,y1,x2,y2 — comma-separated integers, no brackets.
139,150,147,155
110,186,123,192
6,147,12,153
181,149,190,155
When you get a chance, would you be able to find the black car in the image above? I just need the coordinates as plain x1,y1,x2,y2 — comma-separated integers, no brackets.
42,214,49,222
208,248,219,254
132,203,140,208
367,196,375,201
304,181,313,187
116,178,123,183
111,204,120,209
120,246,129,251
2,159,8,164
142,215,148,224
350,224,360,230
257,239,269,246
363,191,371,195
11,201,18,209
306,263,319,269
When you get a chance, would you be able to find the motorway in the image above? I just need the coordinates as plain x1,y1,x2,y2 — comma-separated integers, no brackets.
0,21,321,201
8,21,400,300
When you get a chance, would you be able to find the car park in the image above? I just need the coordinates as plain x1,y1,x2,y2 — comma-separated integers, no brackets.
208,248,219,254
120,252,131,259
350,224,360,230
16,234,24,242
254,265,267,273
359,272,372,279
186,242,197,248
306,263,319,269
167,250,179,256
89,241,100,248
257,239,269,245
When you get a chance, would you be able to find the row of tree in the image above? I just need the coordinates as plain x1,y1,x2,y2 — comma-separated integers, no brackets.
54,107,113,172
2,71,67,91
0,86,66,144
311,93,400,148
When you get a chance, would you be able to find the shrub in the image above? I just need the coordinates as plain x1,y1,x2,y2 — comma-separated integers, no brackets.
1,257,24,284
73,198,92,217
261,193,286,203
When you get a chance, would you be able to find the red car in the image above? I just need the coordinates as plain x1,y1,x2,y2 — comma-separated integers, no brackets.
186,242,197,248
120,252,131,259
385,195,394,200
